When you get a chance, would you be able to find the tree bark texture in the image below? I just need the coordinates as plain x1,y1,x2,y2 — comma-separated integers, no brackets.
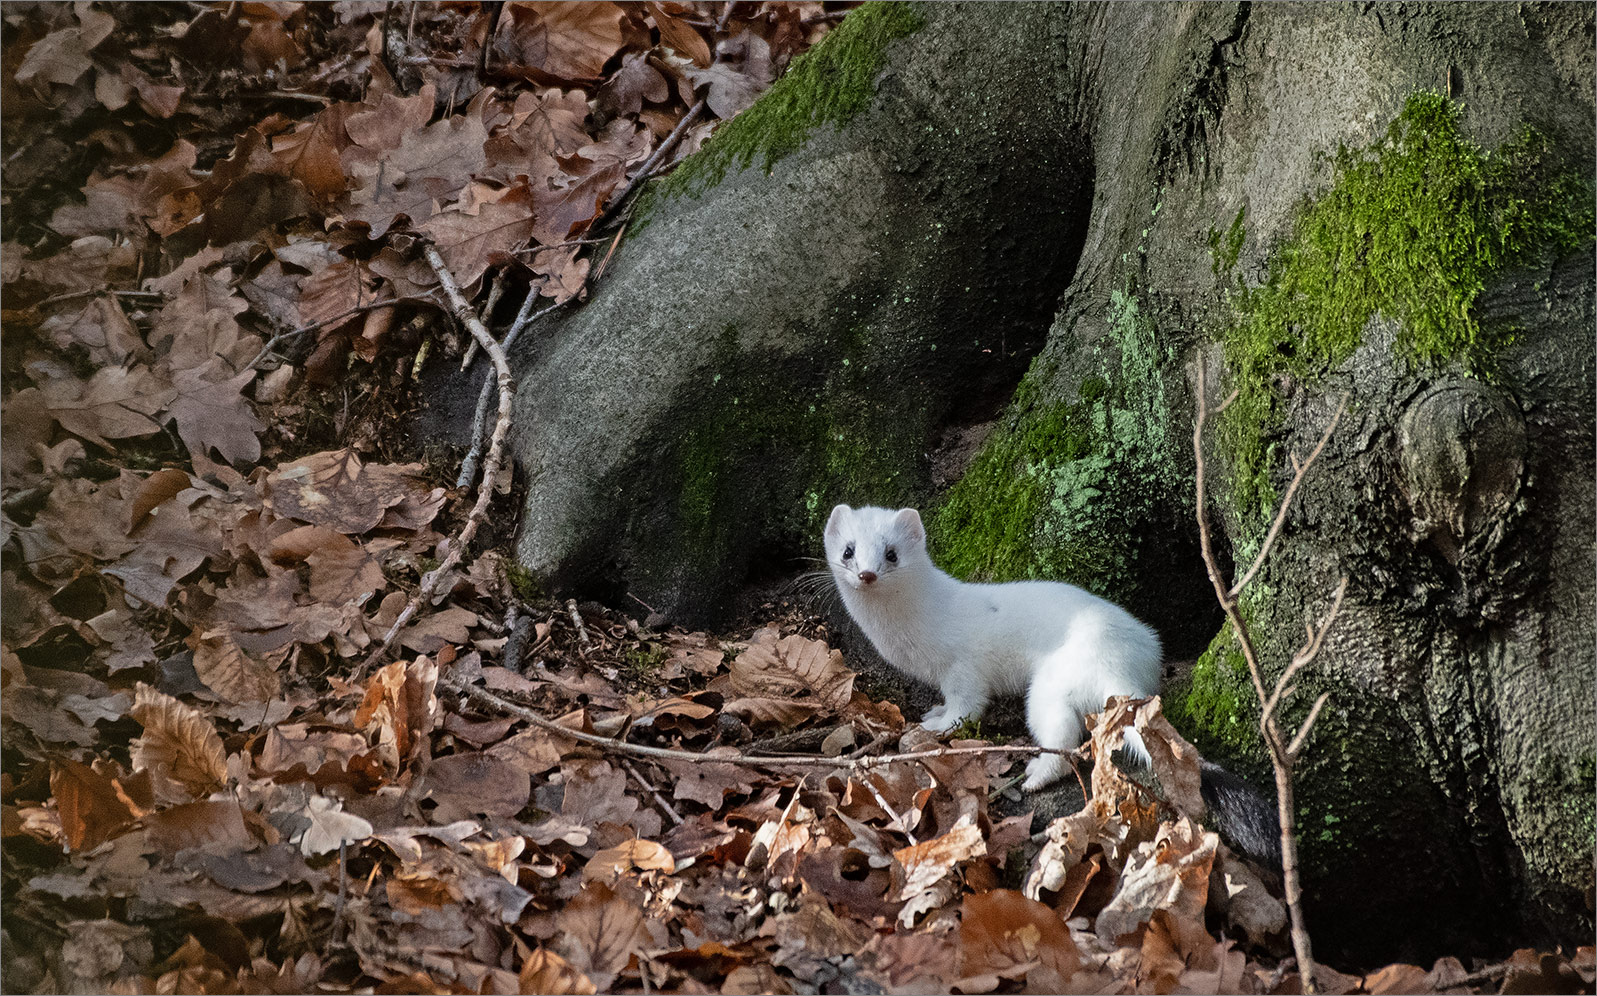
425,1,1595,963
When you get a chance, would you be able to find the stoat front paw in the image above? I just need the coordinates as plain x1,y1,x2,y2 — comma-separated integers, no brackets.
1022,755,1065,792
920,709,964,734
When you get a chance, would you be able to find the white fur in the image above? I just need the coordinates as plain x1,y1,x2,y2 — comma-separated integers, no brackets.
824,504,1162,791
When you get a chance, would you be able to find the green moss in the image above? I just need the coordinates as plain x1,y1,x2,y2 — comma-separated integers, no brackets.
930,287,1178,608
650,3,923,202
620,643,668,685
1219,92,1595,521
504,561,544,602
1162,626,1263,767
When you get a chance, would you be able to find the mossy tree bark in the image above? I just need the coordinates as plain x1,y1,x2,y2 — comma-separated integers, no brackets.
428,1,1594,964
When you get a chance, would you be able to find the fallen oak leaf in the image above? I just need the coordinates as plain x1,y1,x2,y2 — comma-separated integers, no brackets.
167,361,264,466
583,838,675,885
38,365,173,450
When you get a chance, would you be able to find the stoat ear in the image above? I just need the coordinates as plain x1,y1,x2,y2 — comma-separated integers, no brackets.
894,508,925,545
825,504,852,539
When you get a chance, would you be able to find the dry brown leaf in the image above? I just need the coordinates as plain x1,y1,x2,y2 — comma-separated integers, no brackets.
419,184,539,288
1134,696,1206,821
958,889,1081,992
424,752,530,822
355,656,440,770
15,5,115,87
265,448,431,534
127,468,193,532
583,838,676,884
519,947,597,996
38,365,173,449
130,683,228,805
166,361,264,466
728,631,854,710
555,882,648,991
40,296,144,367
270,102,355,201
648,2,710,65
188,630,283,705
496,2,629,84
50,759,139,852
343,103,491,238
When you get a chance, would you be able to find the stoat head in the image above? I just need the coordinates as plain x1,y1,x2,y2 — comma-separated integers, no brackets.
823,504,927,594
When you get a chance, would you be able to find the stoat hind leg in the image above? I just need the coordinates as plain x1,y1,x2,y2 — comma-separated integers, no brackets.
1022,666,1086,791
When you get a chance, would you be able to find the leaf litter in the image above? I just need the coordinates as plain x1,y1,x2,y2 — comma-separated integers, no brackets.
2,2,1591,994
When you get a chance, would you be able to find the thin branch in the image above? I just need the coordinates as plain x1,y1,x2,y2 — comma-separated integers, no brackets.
1228,394,1348,599
439,674,1065,772
1194,356,1273,713
1286,691,1333,761
624,760,684,826
595,98,708,231
457,294,566,486
245,299,398,372
362,248,514,671
566,598,594,652
1262,578,1347,726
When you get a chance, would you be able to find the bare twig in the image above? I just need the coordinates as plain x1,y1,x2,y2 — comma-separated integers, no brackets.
1228,395,1348,599
624,760,684,826
595,98,708,230
246,299,398,372
456,293,566,487
1193,353,1350,994
566,598,594,652
361,248,514,671
440,674,1067,772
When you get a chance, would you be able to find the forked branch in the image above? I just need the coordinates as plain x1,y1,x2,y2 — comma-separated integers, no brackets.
1192,353,1351,994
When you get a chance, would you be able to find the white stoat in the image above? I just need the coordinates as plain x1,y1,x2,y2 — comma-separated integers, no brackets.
823,503,1162,791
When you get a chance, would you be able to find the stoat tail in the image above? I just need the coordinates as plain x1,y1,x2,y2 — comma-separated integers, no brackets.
1119,730,1282,867
1199,761,1282,868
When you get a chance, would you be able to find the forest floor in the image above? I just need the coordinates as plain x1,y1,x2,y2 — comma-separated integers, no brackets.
2,3,1593,994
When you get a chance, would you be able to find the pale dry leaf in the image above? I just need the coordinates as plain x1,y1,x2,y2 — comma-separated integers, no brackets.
296,794,373,856
15,6,116,87
1133,696,1205,821
130,683,228,805
894,820,985,903
729,632,854,710
519,947,598,996
583,839,675,884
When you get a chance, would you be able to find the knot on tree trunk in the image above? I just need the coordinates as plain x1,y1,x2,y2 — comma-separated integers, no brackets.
1397,380,1526,566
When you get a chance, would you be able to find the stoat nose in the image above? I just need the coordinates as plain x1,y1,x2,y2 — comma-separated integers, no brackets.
858,570,878,585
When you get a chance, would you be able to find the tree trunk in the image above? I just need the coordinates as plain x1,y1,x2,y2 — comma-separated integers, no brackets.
429,1,1595,964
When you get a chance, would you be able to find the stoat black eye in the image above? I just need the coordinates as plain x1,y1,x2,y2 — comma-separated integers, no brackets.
843,543,855,560
885,548,897,563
